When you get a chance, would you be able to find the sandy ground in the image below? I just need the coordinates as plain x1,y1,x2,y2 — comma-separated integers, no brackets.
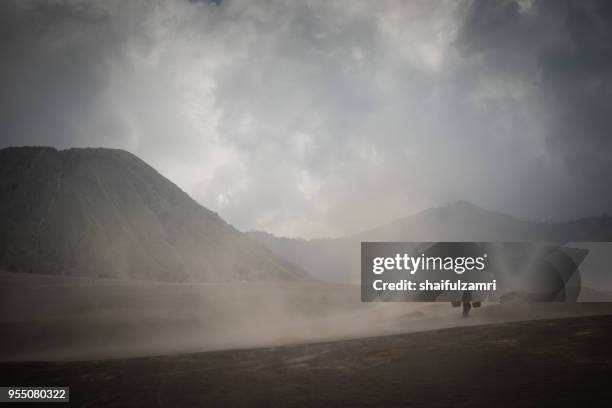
2,271,612,406
1,315,611,407
2,271,612,361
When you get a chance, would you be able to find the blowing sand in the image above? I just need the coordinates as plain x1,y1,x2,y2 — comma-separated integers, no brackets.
2,271,612,361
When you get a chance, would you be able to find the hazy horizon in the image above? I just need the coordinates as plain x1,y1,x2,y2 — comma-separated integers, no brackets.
3,144,608,241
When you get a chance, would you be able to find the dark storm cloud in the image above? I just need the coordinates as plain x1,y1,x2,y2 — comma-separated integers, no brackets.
0,0,611,237
0,1,117,147
456,0,612,218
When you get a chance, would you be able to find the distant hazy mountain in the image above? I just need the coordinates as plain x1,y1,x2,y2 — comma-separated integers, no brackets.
247,201,612,283
0,147,308,282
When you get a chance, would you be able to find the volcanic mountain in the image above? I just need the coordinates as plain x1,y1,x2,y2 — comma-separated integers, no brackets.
0,146,308,282
248,201,612,283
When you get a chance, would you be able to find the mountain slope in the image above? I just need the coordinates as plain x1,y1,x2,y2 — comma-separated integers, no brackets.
0,146,308,282
355,200,612,242
248,201,612,283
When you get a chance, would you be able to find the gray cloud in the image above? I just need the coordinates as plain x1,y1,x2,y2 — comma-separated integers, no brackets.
1,0,611,237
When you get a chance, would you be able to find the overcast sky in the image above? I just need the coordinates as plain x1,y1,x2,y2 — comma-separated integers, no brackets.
1,0,611,238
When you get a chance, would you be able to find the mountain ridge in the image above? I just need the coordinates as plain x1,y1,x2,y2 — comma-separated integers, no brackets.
247,201,612,283
0,146,309,282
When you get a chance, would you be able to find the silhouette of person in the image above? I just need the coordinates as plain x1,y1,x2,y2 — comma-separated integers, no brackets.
461,290,473,317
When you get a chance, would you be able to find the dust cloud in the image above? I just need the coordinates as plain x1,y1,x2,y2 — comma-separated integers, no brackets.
2,271,611,362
